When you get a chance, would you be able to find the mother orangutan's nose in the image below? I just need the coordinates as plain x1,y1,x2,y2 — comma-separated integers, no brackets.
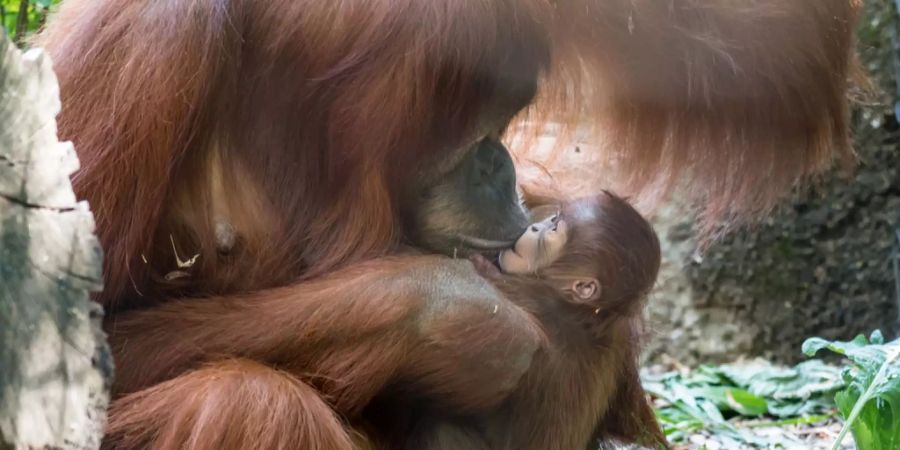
473,139,506,180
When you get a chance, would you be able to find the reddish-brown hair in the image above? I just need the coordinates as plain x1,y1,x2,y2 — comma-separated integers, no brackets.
542,192,661,321
471,193,665,449
518,0,866,237
34,1,863,448
36,0,550,306
35,0,863,308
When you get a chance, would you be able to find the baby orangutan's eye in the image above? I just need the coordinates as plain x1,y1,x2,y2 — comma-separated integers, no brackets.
531,225,539,232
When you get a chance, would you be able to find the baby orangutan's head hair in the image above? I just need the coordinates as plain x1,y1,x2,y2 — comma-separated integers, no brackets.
541,192,661,318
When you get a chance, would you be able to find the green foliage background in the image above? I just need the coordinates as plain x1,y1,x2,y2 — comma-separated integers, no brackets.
2,0,60,43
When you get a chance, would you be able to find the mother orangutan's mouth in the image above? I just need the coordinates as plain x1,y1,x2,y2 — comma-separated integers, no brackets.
454,234,516,250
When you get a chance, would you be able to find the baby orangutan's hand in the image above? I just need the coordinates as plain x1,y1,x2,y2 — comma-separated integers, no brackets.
469,253,502,279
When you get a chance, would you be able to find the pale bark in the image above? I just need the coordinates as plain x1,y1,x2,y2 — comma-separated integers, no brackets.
0,34,110,449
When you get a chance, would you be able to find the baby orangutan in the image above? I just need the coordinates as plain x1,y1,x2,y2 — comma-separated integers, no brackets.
409,191,665,450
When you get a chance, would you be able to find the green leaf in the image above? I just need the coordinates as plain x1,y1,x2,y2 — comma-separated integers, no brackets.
714,359,844,416
802,330,900,450
767,397,836,418
644,368,806,447
690,386,768,417
724,388,769,417
802,333,869,358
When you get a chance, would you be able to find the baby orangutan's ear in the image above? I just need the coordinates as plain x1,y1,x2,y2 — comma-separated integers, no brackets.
568,278,601,304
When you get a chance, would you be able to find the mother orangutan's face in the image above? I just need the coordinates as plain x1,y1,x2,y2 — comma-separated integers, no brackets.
405,136,531,257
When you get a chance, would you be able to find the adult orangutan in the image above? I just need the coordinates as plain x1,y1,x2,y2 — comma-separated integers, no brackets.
35,0,863,448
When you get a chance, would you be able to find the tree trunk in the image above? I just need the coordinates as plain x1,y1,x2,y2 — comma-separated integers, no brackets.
0,34,110,449
13,0,28,45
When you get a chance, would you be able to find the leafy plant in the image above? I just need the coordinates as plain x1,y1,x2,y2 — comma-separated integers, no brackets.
803,330,900,450
643,359,844,447
2,0,59,44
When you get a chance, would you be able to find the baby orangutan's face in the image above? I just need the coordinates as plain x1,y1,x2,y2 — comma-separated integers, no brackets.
499,214,568,274
497,212,601,305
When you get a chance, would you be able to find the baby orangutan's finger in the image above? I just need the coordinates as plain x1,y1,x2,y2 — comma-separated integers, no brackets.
469,253,502,279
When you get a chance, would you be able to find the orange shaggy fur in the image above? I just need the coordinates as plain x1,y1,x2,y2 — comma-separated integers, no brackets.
34,0,862,448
